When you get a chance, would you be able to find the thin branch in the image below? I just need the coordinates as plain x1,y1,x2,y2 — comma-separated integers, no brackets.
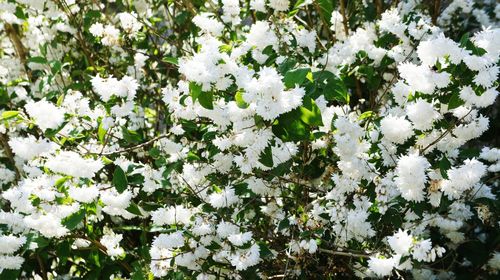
95,134,168,156
3,23,32,80
419,109,473,154
0,133,22,181
319,248,370,259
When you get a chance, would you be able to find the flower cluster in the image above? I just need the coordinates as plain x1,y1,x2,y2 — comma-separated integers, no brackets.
0,0,499,279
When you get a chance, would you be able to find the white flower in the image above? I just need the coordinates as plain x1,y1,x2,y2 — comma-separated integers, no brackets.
487,252,500,273
398,63,449,94
0,255,24,270
380,115,413,144
151,205,192,225
395,153,430,202
441,159,487,199
474,66,498,88
406,99,440,131
9,136,56,161
368,256,396,277
417,35,464,66
246,21,278,51
229,243,261,270
91,75,138,102
268,0,290,12
193,14,224,36
153,231,184,249
68,185,100,203
25,99,65,131
228,232,253,246
216,221,239,238
45,151,103,178
480,147,500,162
89,22,104,37
208,187,240,208
101,230,124,258
250,0,266,12
460,86,498,108
412,239,432,262
387,229,413,255
0,235,26,254
24,213,69,238
117,12,142,35
299,239,318,254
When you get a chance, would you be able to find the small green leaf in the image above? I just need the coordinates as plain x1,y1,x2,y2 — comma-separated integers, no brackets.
98,122,107,144
235,91,248,108
28,56,48,64
257,242,274,259
448,92,465,110
316,0,334,22
189,82,202,102
198,91,214,110
50,61,62,74
299,98,323,126
1,111,19,120
162,56,178,65
113,166,128,193
283,68,310,88
259,145,274,168
272,110,310,141
126,202,142,216
439,156,452,179
358,111,373,120
278,219,290,231
62,209,85,230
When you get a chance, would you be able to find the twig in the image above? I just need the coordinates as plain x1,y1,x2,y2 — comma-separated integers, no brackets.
419,109,473,154
35,254,48,280
432,0,441,25
0,133,22,181
3,23,32,80
96,134,168,156
338,0,350,36
319,248,370,259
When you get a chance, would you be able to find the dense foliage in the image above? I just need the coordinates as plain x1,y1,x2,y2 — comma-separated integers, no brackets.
0,0,499,279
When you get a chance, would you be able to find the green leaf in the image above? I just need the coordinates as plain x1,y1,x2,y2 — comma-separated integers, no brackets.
98,122,107,144
258,242,274,259
259,145,274,168
459,32,470,47
283,68,310,88
316,0,334,23
235,91,249,108
112,166,128,193
325,76,349,103
50,61,62,74
122,127,142,143
62,209,85,230
358,111,373,120
198,91,214,110
1,111,19,120
448,92,464,110
278,219,290,231
289,0,306,16
299,98,323,126
189,82,202,102
28,56,48,64
162,56,178,65
0,269,20,278
56,241,71,265
273,110,310,141
126,202,142,216
439,156,452,179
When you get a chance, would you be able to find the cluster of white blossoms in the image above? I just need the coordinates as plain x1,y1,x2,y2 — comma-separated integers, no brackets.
0,0,499,279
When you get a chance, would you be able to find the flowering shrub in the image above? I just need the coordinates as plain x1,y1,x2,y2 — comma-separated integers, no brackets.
0,0,499,279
